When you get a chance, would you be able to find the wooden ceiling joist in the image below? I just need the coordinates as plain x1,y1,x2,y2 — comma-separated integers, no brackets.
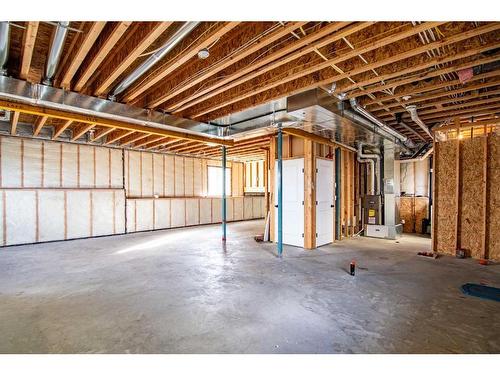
93,22,173,96
119,132,149,146
282,127,355,152
19,22,39,81
143,21,308,109
168,22,366,113
191,22,446,118
104,129,134,145
60,22,107,89
133,135,165,148
0,100,234,146
71,123,96,141
145,138,181,150
32,115,48,136
122,22,241,103
91,127,115,142
10,111,20,135
52,120,73,140
73,22,132,92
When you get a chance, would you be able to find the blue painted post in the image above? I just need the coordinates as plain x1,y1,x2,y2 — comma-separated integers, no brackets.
277,125,283,257
222,145,227,242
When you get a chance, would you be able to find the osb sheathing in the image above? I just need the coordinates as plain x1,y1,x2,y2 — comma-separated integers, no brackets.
435,140,458,254
399,196,428,233
415,197,429,234
399,197,414,233
487,134,500,260
459,137,485,259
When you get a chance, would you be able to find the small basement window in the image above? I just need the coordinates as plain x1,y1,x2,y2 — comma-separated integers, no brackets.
207,166,231,196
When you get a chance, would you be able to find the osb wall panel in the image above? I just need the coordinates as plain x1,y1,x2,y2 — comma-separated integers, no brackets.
435,140,458,254
459,137,485,259
0,136,123,189
487,134,500,260
0,188,125,246
414,197,428,234
399,197,414,233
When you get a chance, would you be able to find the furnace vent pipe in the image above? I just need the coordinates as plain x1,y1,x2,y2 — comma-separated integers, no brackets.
350,97,409,144
108,21,199,100
43,21,70,85
357,142,380,195
357,156,375,195
0,22,10,76
406,105,432,138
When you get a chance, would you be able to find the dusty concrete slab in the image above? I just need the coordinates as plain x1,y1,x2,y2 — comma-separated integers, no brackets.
0,220,499,353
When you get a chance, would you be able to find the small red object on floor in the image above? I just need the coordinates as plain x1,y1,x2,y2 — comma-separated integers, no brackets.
350,261,356,276
479,259,489,266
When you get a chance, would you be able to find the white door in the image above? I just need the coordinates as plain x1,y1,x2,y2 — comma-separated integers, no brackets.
316,158,334,247
275,158,304,247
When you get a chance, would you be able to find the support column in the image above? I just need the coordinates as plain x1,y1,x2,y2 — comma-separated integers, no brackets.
269,137,276,242
304,139,316,249
335,148,341,241
277,125,283,257
222,145,227,242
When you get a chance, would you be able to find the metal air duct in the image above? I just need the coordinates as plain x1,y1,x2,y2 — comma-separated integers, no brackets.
358,142,380,195
0,22,10,76
43,21,70,85
406,105,433,138
108,21,199,100
349,97,413,147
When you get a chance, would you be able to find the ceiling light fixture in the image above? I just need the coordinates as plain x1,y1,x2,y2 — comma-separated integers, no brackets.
198,48,210,60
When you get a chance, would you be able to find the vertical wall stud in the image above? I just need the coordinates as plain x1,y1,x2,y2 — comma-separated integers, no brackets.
222,145,227,242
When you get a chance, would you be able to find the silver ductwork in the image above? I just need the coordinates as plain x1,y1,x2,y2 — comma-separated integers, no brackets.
349,97,411,146
0,22,10,76
358,142,380,195
109,21,199,100
406,105,433,138
43,21,70,85
0,76,223,139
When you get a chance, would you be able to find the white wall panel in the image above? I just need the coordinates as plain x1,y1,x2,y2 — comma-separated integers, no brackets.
184,158,194,196
199,198,212,224
126,199,136,233
154,199,170,229
233,197,243,221
110,149,123,188
226,197,234,222
95,147,110,188
185,198,199,226
164,155,175,196
174,156,184,196
136,199,154,231
61,143,78,188
5,190,36,245
1,137,22,187
153,154,164,197
252,196,261,218
92,191,114,236
114,191,125,234
43,141,61,187
78,144,95,188
193,158,202,196
243,197,253,220
67,190,91,239
212,198,221,223
171,198,186,227
23,139,42,188
0,192,3,245
127,150,141,197
39,190,65,242
141,152,153,197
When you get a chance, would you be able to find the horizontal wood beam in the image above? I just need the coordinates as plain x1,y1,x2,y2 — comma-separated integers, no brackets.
133,135,164,148
91,127,115,142
433,117,500,132
104,130,134,145
119,132,149,146
282,127,354,152
0,99,234,146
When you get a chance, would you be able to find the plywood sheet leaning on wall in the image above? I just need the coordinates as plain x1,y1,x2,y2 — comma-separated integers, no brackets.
459,137,485,259
487,134,500,260
435,140,458,254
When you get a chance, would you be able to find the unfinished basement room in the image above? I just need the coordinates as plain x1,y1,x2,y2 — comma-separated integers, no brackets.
1,2,500,369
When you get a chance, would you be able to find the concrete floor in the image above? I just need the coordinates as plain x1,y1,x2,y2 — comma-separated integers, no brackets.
0,220,499,354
